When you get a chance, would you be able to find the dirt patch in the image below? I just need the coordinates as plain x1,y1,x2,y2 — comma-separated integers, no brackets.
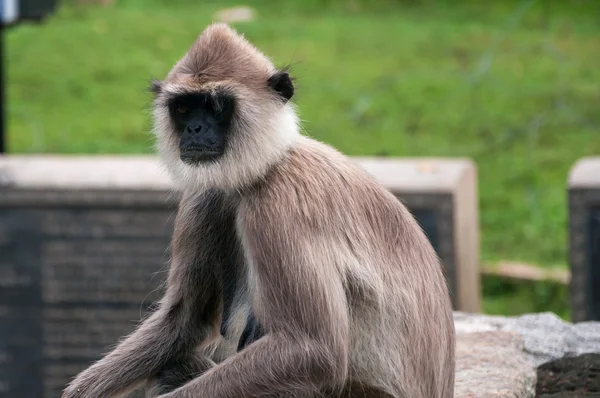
536,353,600,397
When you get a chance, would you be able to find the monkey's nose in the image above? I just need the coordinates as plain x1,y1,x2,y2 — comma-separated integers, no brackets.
186,124,203,134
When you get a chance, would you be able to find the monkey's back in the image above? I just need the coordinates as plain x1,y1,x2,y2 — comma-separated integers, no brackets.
253,136,456,398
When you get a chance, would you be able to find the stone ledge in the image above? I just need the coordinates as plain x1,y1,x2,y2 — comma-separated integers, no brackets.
568,157,600,189
455,331,536,398
455,312,600,366
0,155,475,193
454,312,600,398
0,155,172,190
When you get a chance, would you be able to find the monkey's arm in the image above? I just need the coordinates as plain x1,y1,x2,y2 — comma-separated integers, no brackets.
145,351,218,398
62,190,234,398
158,200,351,398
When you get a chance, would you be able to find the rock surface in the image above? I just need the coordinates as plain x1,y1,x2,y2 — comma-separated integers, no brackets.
536,353,600,396
455,331,537,398
454,312,600,366
453,312,600,397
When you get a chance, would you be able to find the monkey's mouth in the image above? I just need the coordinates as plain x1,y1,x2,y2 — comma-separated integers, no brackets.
180,146,223,164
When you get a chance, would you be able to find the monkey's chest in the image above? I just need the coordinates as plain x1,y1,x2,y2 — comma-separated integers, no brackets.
236,310,262,350
219,268,263,352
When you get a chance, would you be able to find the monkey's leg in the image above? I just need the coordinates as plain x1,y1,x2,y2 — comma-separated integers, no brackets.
61,297,218,398
264,392,323,398
145,352,217,398
154,202,351,398
63,190,237,398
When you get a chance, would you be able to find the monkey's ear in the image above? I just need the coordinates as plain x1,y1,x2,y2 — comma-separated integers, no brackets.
149,79,163,95
268,71,294,103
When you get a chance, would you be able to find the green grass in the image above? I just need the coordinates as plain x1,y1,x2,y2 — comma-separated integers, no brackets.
6,0,600,274
482,276,570,320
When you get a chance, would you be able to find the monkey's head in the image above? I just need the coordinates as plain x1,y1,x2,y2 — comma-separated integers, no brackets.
151,23,300,192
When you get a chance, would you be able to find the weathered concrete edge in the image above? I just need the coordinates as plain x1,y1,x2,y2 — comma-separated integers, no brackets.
0,154,475,193
452,159,481,313
568,157,600,189
454,331,537,398
0,155,173,190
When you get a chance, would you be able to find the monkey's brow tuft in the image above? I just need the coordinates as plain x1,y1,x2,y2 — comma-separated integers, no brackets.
211,94,231,112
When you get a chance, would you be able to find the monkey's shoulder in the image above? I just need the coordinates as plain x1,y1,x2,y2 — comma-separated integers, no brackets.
250,141,357,194
242,140,404,222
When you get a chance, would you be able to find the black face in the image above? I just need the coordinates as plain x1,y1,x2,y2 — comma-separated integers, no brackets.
169,93,234,164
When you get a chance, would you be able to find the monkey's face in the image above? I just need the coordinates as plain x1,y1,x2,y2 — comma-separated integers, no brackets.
168,92,234,165
150,23,300,192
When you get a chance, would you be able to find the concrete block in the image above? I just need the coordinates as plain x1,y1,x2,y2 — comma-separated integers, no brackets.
356,157,481,313
568,157,600,322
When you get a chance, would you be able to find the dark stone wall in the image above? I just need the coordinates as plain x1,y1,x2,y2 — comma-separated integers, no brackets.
569,188,600,323
0,190,177,398
588,208,600,321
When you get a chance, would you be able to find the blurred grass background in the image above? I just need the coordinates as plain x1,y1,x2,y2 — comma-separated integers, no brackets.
5,0,599,318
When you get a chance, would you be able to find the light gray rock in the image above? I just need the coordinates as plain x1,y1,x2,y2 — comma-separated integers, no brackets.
455,331,537,398
454,311,600,366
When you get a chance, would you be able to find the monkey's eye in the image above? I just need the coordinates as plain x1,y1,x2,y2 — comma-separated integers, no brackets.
176,103,189,115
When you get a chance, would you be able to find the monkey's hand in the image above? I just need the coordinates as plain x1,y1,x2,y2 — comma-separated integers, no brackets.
61,306,191,398
145,354,217,398
61,361,117,398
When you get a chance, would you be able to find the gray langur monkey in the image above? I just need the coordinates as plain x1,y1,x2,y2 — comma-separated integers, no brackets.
62,23,456,398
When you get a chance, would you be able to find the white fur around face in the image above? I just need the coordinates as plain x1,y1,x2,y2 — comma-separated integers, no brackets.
152,89,301,194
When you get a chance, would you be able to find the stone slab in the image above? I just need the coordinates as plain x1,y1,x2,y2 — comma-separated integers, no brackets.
0,155,172,190
455,331,537,398
454,312,600,397
454,312,600,367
